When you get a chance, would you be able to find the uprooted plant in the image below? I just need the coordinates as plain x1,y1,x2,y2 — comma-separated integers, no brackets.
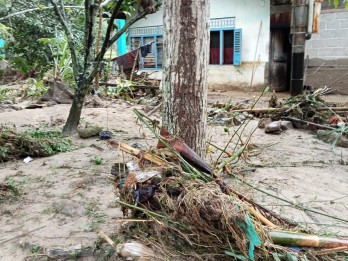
105,108,348,261
0,124,74,162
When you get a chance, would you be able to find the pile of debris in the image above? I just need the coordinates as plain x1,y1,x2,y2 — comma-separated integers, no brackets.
105,110,348,261
221,89,348,148
0,125,73,162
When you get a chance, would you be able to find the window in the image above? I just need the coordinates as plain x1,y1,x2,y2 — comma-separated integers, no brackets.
130,35,163,70
209,29,242,66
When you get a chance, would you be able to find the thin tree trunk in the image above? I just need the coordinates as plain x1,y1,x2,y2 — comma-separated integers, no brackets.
62,81,89,134
162,0,210,157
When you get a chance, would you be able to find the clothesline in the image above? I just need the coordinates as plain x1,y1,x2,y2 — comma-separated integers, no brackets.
112,41,154,71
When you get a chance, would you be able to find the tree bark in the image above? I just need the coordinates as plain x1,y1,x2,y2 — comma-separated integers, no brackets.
162,0,210,157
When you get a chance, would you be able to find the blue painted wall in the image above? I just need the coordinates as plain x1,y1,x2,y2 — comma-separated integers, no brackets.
116,19,127,56
0,39,5,58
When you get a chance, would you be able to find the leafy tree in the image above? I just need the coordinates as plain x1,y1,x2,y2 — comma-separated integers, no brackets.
46,0,157,134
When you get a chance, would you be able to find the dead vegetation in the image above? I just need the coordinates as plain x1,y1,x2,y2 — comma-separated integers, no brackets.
104,109,348,261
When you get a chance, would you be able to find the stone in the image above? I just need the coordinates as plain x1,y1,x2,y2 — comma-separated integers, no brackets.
317,130,329,140
221,117,233,126
78,125,103,139
280,120,294,130
258,118,272,129
10,105,23,111
116,242,155,261
265,121,281,134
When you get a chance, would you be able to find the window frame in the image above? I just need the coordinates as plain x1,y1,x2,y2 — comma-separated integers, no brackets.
129,34,163,70
209,27,242,66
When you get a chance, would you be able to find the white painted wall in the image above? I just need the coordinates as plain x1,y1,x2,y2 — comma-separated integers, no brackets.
130,0,271,90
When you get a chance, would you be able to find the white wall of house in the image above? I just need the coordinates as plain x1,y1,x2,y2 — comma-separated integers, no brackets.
130,0,271,91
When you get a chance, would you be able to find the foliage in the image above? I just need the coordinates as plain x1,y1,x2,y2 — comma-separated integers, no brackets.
0,87,12,102
22,79,48,99
328,0,348,8
0,0,85,76
38,37,75,86
0,124,74,162
103,80,135,98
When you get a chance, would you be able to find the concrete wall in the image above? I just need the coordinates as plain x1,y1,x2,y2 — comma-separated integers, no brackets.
130,0,271,91
305,11,348,95
305,11,348,60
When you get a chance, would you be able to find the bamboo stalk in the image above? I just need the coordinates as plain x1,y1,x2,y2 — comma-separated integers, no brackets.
98,231,116,247
313,246,348,255
269,230,348,248
130,49,140,82
247,206,277,228
108,140,167,166
284,117,336,130
113,218,154,222
228,107,348,113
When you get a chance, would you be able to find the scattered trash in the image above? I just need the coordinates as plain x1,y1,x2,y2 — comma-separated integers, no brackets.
23,156,33,163
99,130,113,140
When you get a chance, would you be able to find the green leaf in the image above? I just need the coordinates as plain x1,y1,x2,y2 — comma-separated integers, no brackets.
262,86,270,95
286,252,299,261
272,252,282,261
225,250,247,261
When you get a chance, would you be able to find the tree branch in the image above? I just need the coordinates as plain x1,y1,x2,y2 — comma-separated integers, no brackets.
88,10,148,84
50,0,80,81
82,0,98,75
97,0,124,64
0,6,84,21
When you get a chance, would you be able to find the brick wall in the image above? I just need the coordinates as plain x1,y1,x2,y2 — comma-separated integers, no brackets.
305,11,348,60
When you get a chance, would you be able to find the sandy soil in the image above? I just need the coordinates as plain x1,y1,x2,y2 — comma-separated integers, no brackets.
0,91,347,260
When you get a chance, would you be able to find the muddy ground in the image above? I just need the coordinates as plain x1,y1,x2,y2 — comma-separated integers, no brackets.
0,89,347,261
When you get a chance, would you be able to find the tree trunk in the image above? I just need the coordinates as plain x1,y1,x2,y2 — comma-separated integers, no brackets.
62,79,89,134
162,0,210,157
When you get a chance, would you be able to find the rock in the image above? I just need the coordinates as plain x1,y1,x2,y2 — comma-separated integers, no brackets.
329,133,348,148
280,120,293,130
258,118,272,129
317,130,329,140
2,100,13,105
221,117,233,126
265,121,281,134
116,242,155,261
78,125,103,139
10,105,23,111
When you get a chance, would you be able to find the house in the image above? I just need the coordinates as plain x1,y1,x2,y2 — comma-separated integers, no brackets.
119,0,323,93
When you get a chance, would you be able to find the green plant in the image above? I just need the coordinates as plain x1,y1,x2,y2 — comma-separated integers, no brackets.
4,176,21,195
0,125,74,162
38,37,75,86
0,88,12,102
23,78,48,99
94,156,103,165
